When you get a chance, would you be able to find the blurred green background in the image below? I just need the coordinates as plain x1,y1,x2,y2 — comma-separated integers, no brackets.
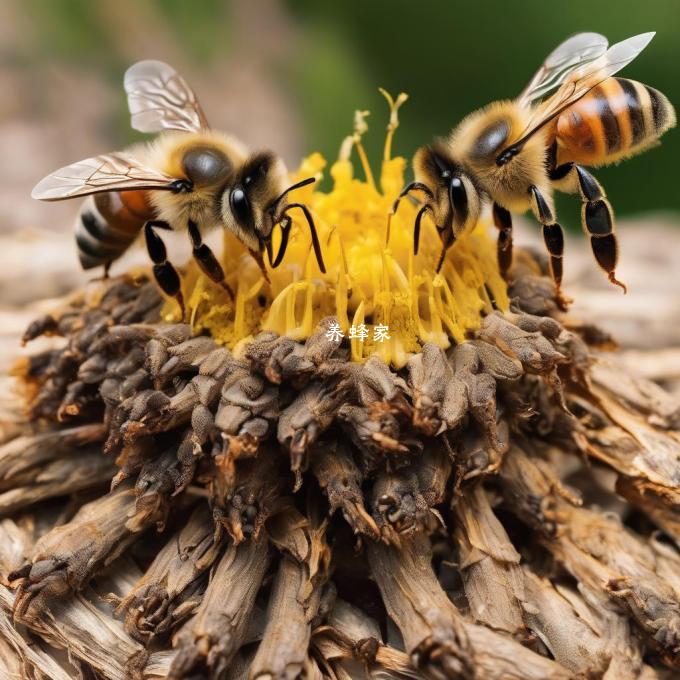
6,0,680,236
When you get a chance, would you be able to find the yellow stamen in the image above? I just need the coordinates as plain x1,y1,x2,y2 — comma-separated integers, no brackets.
379,88,409,163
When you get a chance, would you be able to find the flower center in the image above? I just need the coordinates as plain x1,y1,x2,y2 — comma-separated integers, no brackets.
166,92,509,368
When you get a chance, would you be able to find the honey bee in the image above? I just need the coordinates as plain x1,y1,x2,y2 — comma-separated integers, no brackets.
394,32,675,305
32,60,326,315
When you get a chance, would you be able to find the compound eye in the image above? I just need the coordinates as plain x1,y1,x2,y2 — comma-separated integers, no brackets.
230,187,251,226
182,147,231,186
471,120,509,159
449,176,469,225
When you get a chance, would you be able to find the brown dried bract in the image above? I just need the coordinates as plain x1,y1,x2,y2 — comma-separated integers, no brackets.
3,263,680,678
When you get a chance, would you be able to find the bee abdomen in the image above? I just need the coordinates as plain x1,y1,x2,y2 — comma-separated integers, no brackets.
555,78,676,166
617,78,675,141
75,191,153,270
643,81,675,134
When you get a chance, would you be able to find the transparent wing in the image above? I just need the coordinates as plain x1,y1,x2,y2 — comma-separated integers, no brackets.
32,152,180,201
513,32,655,147
518,32,609,107
124,60,209,134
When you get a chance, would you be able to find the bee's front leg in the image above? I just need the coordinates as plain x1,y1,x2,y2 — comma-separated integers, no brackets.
187,220,234,301
144,220,185,319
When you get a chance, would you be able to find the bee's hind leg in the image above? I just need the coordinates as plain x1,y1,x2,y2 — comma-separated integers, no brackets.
492,202,513,279
527,185,570,310
550,162,626,293
187,220,234,301
144,220,185,319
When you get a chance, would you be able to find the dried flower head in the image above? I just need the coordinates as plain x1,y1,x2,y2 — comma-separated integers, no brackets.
2,89,680,680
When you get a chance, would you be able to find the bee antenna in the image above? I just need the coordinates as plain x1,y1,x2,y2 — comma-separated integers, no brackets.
271,216,292,268
281,203,326,273
268,176,317,214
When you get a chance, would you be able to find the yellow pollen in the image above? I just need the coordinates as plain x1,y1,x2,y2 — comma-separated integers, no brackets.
163,93,509,369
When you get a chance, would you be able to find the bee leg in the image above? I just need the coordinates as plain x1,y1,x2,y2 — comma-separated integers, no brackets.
144,221,185,318
90,261,112,282
187,220,234,301
552,163,626,294
528,186,570,310
492,203,513,278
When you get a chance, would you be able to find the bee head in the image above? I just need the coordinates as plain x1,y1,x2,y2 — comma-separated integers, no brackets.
415,144,470,233
219,152,283,251
219,153,324,272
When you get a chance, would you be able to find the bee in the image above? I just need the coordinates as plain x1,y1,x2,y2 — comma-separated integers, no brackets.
394,32,675,305
32,60,326,315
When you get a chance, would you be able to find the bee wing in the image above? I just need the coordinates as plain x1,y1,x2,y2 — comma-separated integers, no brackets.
512,32,655,148
32,152,180,201
124,60,209,134
518,32,610,107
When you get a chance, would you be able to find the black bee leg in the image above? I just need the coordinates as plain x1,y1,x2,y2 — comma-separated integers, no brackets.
552,164,626,293
103,261,112,279
144,221,185,318
528,185,569,310
187,220,234,301
492,202,513,278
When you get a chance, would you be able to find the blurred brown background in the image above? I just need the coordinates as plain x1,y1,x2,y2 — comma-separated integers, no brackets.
1,0,679,388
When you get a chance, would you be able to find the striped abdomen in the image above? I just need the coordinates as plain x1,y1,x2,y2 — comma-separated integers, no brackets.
75,190,155,270
555,77,676,167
